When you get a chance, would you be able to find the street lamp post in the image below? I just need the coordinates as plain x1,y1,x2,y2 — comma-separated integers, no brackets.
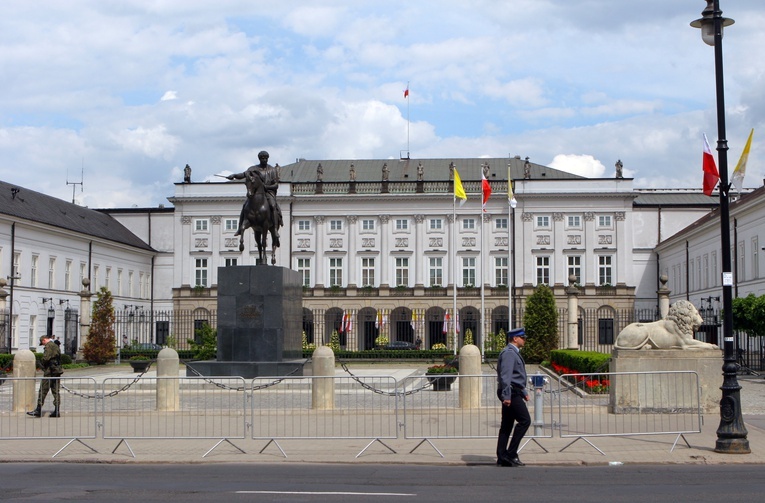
691,0,749,454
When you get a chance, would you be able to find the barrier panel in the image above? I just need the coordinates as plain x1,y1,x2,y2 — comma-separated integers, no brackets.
0,377,99,457
555,371,702,454
250,375,399,457
402,374,555,457
101,376,247,457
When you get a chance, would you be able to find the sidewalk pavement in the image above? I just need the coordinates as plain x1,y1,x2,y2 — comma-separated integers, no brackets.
2,363,764,466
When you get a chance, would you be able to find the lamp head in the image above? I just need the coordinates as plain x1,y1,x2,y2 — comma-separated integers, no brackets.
690,0,734,46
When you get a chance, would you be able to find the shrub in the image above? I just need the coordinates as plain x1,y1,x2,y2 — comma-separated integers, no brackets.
549,349,610,374
426,364,458,374
522,284,558,363
463,328,474,346
83,287,117,364
328,330,341,352
187,323,217,360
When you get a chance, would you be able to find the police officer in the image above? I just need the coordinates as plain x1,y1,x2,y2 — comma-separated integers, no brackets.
27,334,63,418
495,327,531,466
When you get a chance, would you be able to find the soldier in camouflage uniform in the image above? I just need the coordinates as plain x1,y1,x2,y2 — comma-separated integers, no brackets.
27,334,63,418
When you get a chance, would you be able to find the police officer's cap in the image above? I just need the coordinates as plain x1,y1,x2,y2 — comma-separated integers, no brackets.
508,328,526,339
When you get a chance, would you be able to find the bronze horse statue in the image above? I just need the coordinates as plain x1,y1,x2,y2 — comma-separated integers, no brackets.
238,170,278,264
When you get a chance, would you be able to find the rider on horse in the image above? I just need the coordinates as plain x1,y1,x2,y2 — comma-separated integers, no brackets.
228,151,284,246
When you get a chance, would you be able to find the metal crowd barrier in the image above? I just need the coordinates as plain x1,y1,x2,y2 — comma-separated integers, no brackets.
0,370,705,460
0,377,99,457
250,375,399,458
100,376,248,457
401,373,555,457
555,370,702,454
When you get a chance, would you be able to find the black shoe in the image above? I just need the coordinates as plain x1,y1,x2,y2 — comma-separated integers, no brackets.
50,407,60,418
26,407,42,418
496,455,514,466
508,457,525,467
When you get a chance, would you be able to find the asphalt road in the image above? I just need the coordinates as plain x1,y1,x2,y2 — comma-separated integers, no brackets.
2,463,764,502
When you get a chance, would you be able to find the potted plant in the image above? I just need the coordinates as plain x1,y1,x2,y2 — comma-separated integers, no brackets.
128,354,151,373
425,364,458,391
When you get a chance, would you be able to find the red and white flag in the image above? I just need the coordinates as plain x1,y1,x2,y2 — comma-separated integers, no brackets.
342,312,352,333
702,133,720,196
455,312,461,334
442,312,450,334
403,86,409,99
482,172,492,212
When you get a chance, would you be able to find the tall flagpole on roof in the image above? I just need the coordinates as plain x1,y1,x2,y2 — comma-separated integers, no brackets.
452,172,457,355
405,82,410,159
508,161,517,331
480,167,486,362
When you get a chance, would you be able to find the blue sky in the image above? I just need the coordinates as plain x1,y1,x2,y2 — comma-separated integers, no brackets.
0,0,763,208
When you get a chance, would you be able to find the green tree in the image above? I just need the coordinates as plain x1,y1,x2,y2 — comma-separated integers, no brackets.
464,328,474,346
188,323,217,360
522,283,559,363
328,330,341,352
83,287,117,364
732,293,765,337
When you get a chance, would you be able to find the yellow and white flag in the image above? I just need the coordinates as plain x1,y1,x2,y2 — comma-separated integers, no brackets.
732,128,754,194
453,168,467,206
507,164,517,208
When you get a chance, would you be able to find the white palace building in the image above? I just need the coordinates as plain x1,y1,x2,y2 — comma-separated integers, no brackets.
3,155,763,358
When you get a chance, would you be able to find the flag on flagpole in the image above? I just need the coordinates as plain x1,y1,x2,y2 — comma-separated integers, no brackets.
507,165,517,208
442,312,450,334
375,311,381,329
455,312,461,334
410,310,416,330
454,168,467,206
702,133,720,196
404,85,409,98
732,128,754,193
481,172,492,212
341,311,352,333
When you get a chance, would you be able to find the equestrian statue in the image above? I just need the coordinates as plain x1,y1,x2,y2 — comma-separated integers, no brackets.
227,151,284,265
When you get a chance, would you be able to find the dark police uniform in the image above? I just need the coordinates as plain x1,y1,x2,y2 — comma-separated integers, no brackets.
496,328,531,465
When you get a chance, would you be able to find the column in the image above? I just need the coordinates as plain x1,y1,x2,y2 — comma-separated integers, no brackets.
314,216,325,288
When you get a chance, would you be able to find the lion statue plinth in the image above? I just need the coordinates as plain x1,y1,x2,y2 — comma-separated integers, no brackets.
614,300,719,350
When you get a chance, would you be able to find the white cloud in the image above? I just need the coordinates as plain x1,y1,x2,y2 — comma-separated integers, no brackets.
111,125,180,160
1,0,764,209
549,154,606,178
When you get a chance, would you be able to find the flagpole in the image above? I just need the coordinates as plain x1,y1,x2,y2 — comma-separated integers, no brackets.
406,81,410,158
507,163,517,331
480,193,486,362
452,187,458,355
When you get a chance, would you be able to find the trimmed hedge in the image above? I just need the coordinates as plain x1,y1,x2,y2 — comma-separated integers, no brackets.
303,349,456,360
550,349,610,374
120,349,196,360
0,353,13,371
1,352,71,371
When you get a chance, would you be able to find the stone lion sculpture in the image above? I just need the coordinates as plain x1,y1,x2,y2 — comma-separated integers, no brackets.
614,300,719,350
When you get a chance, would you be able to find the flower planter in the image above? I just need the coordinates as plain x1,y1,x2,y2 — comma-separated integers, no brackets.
426,374,457,391
129,360,151,373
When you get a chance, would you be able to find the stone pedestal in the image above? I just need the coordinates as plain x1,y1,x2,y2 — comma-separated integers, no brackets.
187,265,304,378
609,348,723,413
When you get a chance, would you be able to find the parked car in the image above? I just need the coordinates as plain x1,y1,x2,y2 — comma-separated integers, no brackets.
384,341,417,350
132,343,163,351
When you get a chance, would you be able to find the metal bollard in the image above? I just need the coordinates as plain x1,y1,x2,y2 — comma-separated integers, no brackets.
529,374,548,437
